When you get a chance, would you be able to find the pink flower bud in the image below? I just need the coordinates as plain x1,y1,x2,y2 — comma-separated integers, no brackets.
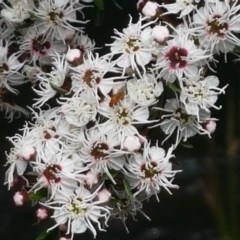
13,190,29,206
36,207,49,220
136,0,148,11
205,120,217,133
66,48,83,66
123,136,141,152
142,1,159,18
85,171,99,187
59,237,71,240
97,188,111,202
152,26,170,43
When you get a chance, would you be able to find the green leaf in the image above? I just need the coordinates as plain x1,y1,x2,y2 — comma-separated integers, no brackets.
95,0,105,10
50,82,68,94
123,178,133,199
233,45,240,54
180,142,193,148
29,188,47,201
168,82,181,93
35,230,50,240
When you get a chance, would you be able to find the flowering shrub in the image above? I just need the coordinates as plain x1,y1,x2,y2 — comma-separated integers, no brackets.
1,0,239,239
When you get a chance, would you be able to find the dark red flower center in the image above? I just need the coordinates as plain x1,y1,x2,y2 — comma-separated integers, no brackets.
32,35,51,55
43,164,62,183
165,46,188,69
207,15,228,38
83,69,101,88
91,142,109,160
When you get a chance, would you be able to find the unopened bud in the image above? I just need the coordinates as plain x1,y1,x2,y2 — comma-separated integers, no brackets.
97,188,111,202
66,48,83,66
13,190,29,206
152,25,170,43
123,135,141,152
142,1,159,18
205,120,217,133
36,207,49,220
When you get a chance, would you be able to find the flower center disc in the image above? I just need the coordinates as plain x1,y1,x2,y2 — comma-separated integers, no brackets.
141,162,158,179
165,46,188,69
32,35,51,55
207,15,228,38
43,164,62,183
91,142,109,160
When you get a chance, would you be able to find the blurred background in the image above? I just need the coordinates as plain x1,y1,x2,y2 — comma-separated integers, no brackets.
0,0,240,239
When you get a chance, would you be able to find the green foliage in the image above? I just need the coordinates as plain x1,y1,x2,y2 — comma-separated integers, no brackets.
94,0,105,10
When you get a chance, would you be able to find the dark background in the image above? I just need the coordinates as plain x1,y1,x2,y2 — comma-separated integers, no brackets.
1,1,240,239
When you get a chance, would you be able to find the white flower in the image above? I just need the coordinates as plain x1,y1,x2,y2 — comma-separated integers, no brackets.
33,53,70,107
20,28,62,65
27,108,72,158
0,96,29,122
79,126,126,183
71,51,123,96
1,0,34,23
180,75,227,119
162,0,196,18
154,29,210,83
126,142,180,200
30,149,83,196
153,98,212,147
107,15,154,76
191,0,240,57
127,73,163,106
0,41,26,94
44,186,110,238
33,0,88,41
99,96,151,146
5,149,28,190
59,90,98,127
5,125,35,189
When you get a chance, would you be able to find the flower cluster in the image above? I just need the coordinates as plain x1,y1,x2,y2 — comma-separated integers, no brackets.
3,0,239,239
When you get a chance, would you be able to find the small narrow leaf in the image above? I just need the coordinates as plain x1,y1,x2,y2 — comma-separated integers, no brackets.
29,188,47,201
123,178,133,198
35,230,50,240
168,82,181,93
50,82,68,94
95,0,105,10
